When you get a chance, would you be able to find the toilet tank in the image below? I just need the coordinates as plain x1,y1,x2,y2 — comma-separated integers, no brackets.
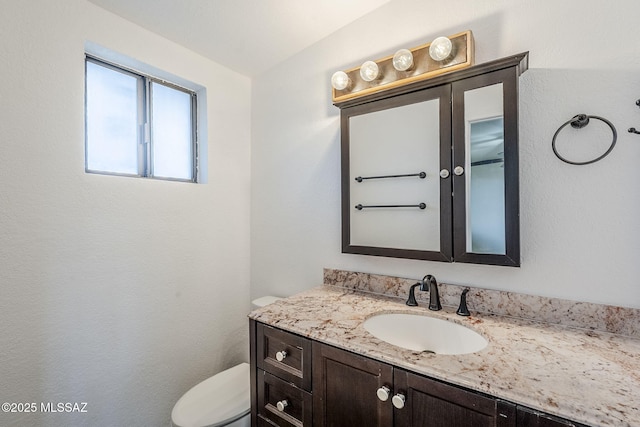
251,296,282,310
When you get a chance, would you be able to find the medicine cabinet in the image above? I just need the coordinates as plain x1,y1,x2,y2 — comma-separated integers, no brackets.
337,53,528,266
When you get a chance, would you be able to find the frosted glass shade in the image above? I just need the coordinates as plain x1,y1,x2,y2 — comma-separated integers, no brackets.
392,49,414,71
331,71,350,90
360,61,379,82
429,36,453,61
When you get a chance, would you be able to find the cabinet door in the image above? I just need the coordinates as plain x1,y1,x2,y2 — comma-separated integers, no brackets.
341,84,453,262
312,341,394,427
451,66,520,266
517,406,588,427
394,369,516,427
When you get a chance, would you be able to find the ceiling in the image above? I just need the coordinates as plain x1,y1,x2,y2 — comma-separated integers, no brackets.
87,0,392,77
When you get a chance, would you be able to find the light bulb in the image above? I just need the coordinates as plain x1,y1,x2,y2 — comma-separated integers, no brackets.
331,71,350,90
392,49,414,71
360,61,379,82
429,36,453,61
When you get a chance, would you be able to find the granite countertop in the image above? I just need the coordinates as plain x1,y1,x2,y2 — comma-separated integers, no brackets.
249,285,640,427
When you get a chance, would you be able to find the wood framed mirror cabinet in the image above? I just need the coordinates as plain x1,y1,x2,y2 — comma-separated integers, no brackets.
337,53,528,266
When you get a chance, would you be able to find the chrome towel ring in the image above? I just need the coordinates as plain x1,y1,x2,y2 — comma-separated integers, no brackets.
551,114,617,165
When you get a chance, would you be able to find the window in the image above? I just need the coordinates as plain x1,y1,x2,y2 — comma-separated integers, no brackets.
85,56,198,182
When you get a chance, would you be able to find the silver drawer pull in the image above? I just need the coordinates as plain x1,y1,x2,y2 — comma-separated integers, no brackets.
276,400,288,412
275,350,288,362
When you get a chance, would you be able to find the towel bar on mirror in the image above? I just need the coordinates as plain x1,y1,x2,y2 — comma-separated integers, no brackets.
355,172,426,182
355,203,426,210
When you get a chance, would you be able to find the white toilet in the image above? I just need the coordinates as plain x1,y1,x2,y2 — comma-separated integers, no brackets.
171,296,281,427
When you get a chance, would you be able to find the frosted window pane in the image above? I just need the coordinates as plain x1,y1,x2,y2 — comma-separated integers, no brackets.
86,61,139,174
151,83,193,180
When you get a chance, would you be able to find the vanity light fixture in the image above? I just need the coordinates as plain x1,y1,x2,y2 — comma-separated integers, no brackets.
331,30,474,104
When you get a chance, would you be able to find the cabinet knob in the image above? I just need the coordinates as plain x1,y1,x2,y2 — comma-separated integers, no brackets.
439,169,450,179
453,166,464,176
376,386,391,401
275,350,288,362
276,400,288,412
392,393,406,409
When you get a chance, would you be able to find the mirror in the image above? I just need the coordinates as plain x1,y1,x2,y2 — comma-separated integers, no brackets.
349,98,441,252
341,86,453,262
465,83,505,254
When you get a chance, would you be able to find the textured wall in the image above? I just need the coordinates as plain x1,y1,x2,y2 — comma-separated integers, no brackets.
0,1,251,425
251,0,640,309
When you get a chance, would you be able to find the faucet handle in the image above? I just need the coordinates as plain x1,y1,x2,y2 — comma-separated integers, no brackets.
456,288,471,316
405,282,421,306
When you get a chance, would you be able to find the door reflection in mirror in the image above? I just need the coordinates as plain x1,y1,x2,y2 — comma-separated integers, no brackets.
464,83,506,255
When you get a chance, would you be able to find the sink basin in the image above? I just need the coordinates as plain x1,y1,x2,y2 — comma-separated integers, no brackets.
363,313,488,355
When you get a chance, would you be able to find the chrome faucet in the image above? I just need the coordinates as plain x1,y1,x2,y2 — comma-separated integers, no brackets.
405,274,442,311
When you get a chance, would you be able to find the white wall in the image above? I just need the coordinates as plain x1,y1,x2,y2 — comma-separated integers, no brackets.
251,0,640,309
0,1,251,426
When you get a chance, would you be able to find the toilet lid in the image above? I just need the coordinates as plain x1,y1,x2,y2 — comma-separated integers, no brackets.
172,362,250,427
251,296,282,308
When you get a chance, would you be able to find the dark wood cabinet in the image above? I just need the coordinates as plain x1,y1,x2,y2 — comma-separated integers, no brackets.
312,341,393,427
250,321,590,427
252,321,313,426
312,340,516,427
516,406,588,427
395,369,516,427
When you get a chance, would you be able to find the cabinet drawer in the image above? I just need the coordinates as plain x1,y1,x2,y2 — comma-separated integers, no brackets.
257,370,312,427
257,414,278,427
256,323,311,391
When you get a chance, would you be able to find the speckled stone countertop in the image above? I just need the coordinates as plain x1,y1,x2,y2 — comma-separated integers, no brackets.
250,280,640,426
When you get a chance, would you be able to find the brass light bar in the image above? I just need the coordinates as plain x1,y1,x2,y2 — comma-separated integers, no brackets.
332,30,474,103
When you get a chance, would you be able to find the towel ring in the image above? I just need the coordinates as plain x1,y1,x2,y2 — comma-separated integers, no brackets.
551,114,617,165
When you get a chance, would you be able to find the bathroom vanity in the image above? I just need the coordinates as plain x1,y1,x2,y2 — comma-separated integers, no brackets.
251,322,585,427
248,270,640,427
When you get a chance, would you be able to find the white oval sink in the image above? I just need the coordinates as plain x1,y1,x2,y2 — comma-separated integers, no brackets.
363,313,488,355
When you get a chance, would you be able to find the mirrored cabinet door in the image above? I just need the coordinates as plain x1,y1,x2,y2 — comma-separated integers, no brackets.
341,85,453,261
452,67,520,266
